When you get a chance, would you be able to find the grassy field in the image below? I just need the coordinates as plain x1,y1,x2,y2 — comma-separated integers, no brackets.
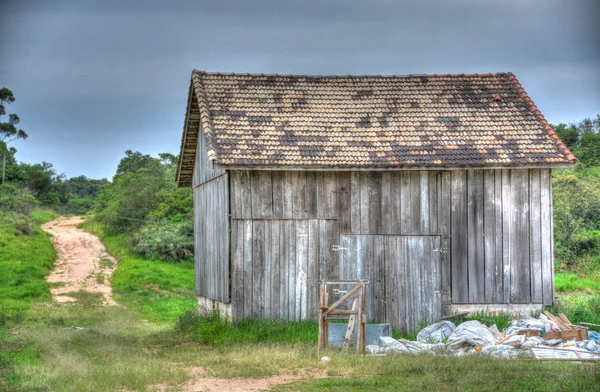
0,210,57,322
80,220,196,324
1,215,599,391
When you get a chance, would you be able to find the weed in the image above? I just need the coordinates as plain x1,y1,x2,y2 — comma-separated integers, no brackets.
98,257,115,269
95,273,105,285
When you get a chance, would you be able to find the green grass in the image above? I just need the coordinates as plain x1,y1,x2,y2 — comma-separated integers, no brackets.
555,272,600,293
548,294,600,332
178,311,319,347
274,356,600,392
0,210,57,323
80,221,196,324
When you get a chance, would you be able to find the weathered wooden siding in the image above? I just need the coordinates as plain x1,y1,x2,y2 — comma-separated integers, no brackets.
229,169,553,309
193,173,230,303
192,122,225,187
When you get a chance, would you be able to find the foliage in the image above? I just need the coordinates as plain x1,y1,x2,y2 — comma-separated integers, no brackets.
548,294,600,332
0,184,39,215
0,87,28,148
92,150,193,260
130,220,194,262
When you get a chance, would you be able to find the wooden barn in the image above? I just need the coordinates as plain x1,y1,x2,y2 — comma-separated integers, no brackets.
176,70,575,332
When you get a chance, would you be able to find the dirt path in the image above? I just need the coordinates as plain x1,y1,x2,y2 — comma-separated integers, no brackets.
42,216,117,305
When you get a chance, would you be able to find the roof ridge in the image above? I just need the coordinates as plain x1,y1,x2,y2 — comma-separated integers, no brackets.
192,69,510,79
507,72,577,163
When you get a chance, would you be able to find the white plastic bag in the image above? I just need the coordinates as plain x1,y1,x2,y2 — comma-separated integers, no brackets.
446,321,498,351
480,345,523,359
416,321,456,343
521,336,546,349
379,336,410,353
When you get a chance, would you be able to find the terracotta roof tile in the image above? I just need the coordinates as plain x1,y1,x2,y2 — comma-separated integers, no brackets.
176,70,575,186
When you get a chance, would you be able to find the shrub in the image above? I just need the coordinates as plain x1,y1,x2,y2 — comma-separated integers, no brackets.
130,220,194,262
0,184,39,215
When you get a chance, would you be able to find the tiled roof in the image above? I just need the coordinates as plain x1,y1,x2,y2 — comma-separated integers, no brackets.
177,70,575,186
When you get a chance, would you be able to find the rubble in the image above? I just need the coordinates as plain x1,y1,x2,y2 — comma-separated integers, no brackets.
362,311,600,360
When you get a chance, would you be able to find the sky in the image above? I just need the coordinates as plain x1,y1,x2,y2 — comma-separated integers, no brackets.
1,0,599,180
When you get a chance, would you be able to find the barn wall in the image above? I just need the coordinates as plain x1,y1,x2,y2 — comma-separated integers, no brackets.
193,172,230,303
227,169,554,323
192,121,225,187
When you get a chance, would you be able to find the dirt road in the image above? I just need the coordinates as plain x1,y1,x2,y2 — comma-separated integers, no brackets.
42,216,117,305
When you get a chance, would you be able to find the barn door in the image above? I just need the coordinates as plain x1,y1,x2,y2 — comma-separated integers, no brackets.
339,235,442,332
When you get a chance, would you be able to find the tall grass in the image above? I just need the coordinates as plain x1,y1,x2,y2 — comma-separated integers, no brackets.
177,311,318,347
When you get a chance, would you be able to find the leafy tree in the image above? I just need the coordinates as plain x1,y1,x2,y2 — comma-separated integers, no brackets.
554,123,579,148
115,150,161,178
0,88,28,152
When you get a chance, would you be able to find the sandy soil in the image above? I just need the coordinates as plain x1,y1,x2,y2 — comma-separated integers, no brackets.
42,216,117,305
156,367,321,392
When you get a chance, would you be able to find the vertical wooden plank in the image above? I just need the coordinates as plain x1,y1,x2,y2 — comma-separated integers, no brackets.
360,172,369,234
251,171,273,219
494,169,504,303
384,238,396,330
337,172,351,233
316,172,325,219
432,236,442,323
305,172,318,218
243,219,253,318
296,221,308,320
451,170,468,303
467,169,485,303
252,221,265,317
288,221,296,319
272,171,284,219
369,173,383,234
231,170,252,219
271,221,280,318
372,236,386,321
292,172,306,219
381,172,392,234
350,172,361,234
400,172,412,234
403,237,414,331
231,220,244,322
307,220,320,320
279,221,289,320
428,171,438,234
411,171,422,233
356,236,373,318
501,169,511,303
541,169,553,305
420,171,429,234
325,220,340,280
282,172,293,219
324,172,338,219
510,169,531,303
530,169,543,303
484,170,497,303
263,221,272,318
439,172,452,315
390,172,402,234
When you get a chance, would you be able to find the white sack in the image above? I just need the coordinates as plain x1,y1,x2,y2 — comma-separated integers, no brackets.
446,321,498,351
416,321,456,343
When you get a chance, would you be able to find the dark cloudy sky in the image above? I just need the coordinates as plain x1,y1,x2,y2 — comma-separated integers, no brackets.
1,0,599,179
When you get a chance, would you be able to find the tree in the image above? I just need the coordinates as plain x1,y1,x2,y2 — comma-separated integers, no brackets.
0,88,29,183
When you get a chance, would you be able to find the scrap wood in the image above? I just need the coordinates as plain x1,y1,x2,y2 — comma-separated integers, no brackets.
580,322,600,327
543,311,572,331
496,332,519,345
342,298,358,350
558,313,576,331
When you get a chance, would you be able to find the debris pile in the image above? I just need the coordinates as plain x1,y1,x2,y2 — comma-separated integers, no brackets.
365,312,600,360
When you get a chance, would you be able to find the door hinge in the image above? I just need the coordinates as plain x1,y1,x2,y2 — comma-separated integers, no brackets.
433,247,449,254
332,245,348,252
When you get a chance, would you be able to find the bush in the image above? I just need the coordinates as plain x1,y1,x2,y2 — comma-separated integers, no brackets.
0,184,39,215
130,220,194,262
